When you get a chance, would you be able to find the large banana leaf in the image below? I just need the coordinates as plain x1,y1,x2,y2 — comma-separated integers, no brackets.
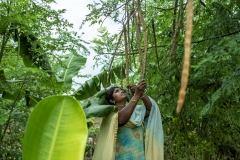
22,96,88,160
74,65,125,100
81,96,117,118
74,76,100,100
58,53,87,84
84,104,117,118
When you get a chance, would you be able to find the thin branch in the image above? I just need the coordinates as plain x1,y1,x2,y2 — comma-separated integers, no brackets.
102,0,132,16
100,30,240,56
172,0,179,33
192,30,240,43
101,44,169,55
199,0,206,7
0,34,7,63
106,30,124,87
151,19,160,70
0,27,11,63
103,30,240,59
153,3,187,11
1,75,27,143
101,0,142,25
151,0,160,70
165,0,180,69
99,0,132,25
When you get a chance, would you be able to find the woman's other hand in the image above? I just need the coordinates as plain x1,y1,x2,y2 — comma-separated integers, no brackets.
134,79,146,97
127,84,137,95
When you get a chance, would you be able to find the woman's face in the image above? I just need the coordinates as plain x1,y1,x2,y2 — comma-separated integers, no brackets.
111,87,127,103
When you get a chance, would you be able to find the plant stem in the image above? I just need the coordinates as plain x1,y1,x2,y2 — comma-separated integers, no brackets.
0,74,27,144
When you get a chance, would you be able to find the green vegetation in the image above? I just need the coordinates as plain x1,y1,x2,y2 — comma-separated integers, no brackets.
0,0,240,159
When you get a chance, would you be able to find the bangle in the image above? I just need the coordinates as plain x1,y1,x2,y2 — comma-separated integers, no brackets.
131,99,137,102
141,94,146,98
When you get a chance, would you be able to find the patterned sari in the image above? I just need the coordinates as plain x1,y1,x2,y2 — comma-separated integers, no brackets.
115,120,145,159
93,97,164,160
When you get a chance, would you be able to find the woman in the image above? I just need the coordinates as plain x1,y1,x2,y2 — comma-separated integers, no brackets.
93,80,164,160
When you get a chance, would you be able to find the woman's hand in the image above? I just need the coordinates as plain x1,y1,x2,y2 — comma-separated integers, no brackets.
127,79,146,97
127,84,137,95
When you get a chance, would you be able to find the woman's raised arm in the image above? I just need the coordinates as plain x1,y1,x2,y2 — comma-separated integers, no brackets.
118,80,146,126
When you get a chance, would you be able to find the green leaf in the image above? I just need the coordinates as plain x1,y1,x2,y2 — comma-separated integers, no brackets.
86,77,99,95
87,119,94,128
110,71,116,84
113,65,126,79
19,32,53,75
95,89,107,98
73,65,124,100
59,53,87,84
22,96,88,160
2,91,23,101
98,71,107,88
98,96,108,105
27,96,41,107
0,125,2,143
81,96,116,118
84,104,117,118
81,100,91,109
0,15,9,35
74,77,100,100
0,70,6,81
200,103,211,116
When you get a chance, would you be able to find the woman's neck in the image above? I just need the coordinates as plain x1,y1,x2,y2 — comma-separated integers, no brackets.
117,105,125,111
116,102,126,111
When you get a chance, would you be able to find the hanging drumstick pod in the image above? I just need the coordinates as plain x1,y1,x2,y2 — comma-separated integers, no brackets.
134,0,148,80
138,0,148,80
124,26,129,85
176,0,194,114
133,0,143,79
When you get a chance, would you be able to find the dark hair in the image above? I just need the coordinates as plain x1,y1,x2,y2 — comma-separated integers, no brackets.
105,86,123,105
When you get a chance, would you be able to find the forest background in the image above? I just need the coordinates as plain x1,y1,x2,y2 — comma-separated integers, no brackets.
0,0,240,159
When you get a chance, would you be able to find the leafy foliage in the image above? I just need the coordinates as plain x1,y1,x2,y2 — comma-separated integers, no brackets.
0,0,91,159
